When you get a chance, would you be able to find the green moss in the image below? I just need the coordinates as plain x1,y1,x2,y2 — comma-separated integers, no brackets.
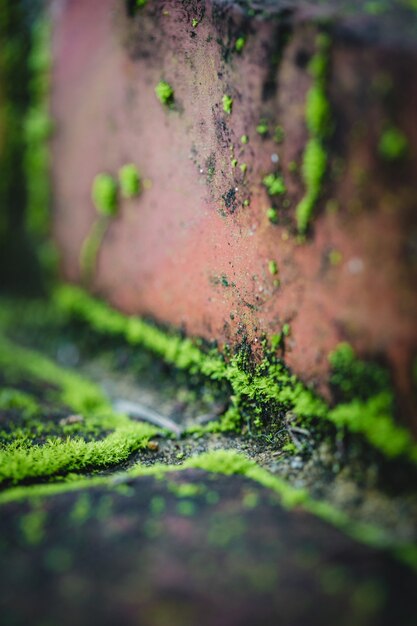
296,33,332,234
329,343,390,402
239,163,247,174
118,164,141,199
70,493,92,524
192,18,199,28
378,126,408,161
222,94,233,114
256,120,268,136
231,158,238,168
296,138,327,234
266,207,278,223
274,125,284,144
50,285,417,466
0,334,157,484
306,85,331,137
235,36,246,52
263,173,286,196
240,134,249,144
3,288,413,479
268,260,278,275
22,14,58,286
20,507,46,546
91,174,118,217
0,388,40,419
2,448,417,571
155,81,174,106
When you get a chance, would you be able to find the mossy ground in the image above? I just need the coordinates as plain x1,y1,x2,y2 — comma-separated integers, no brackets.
2,469,416,626
1,289,417,573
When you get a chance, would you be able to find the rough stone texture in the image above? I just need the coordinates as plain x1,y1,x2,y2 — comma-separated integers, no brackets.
51,0,417,432
1,470,417,626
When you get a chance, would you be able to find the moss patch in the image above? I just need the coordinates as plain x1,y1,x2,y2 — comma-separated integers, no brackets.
379,126,408,161
0,334,157,485
49,285,417,465
155,81,174,106
296,33,332,235
91,174,118,217
222,94,233,115
118,164,141,199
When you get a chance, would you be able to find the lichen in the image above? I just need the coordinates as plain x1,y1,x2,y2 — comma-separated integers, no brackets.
118,163,141,199
155,81,174,106
91,174,118,217
222,94,233,115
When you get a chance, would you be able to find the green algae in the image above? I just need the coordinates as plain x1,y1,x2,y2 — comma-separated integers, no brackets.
155,81,174,106
378,126,408,161
222,94,233,115
118,163,141,199
296,33,332,235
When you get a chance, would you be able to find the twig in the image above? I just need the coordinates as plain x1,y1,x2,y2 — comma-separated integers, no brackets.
113,399,183,436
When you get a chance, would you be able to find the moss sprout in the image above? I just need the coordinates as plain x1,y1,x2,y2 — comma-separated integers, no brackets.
274,125,285,144
378,126,408,161
91,174,118,217
239,163,247,174
155,81,174,106
268,260,278,275
118,163,141,199
240,134,249,144
266,207,278,223
222,94,233,114
235,36,246,52
256,120,268,135
263,173,286,196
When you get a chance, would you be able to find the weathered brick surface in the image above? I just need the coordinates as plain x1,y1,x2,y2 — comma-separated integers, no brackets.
51,0,417,431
